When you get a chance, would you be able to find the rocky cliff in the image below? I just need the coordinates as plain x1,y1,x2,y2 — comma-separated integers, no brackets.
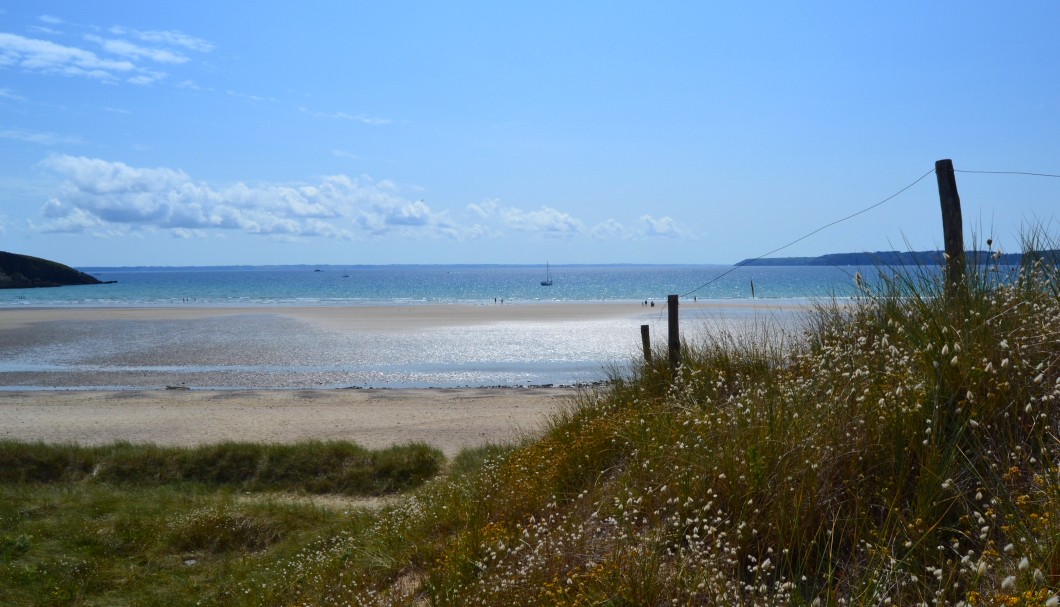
0,251,111,289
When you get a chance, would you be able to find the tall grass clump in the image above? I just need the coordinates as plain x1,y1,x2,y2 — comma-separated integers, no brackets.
0,440,443,495
249,238,1059,606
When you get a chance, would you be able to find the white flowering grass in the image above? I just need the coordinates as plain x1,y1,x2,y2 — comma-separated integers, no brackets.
235,242,1060,606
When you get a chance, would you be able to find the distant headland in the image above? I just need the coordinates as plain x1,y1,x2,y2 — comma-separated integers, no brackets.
737,250,1060,266
0,251,114,289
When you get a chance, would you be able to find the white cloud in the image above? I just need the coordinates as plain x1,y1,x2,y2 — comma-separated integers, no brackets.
590,218,631,240
176,79,209,91
36,198,116,234
85,34,188,64
500,205,585,239
0,22,212,85
0,127,83,145
227,90,275,103
638,214,687,238
0,32,135,80
126,70,167,85
300,107,393,125
110,27,214,53
386,200,433,226
355,198,460,238
32,155,694,247
0,87,25,100
35,155,469,241
171,227,206,239
466,199,499,218
332,149,361,160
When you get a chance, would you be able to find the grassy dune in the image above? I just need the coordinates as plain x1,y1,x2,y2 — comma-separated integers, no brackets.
239,255,1059,606
2,253,1059,606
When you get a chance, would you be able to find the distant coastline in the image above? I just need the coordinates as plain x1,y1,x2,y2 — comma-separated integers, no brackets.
737,250,1060,267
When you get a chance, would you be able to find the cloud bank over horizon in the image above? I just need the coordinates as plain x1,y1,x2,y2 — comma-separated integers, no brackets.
32,154,688,248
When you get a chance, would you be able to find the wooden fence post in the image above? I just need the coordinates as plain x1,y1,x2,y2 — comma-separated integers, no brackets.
935,159,965,293
640,324,652,363
667,294,680,377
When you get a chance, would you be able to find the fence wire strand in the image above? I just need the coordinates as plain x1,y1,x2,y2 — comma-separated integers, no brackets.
678,168,937,299
955,169,1060,179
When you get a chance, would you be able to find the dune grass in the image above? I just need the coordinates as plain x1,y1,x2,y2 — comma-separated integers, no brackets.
227,247,1059,606
0,440,444,495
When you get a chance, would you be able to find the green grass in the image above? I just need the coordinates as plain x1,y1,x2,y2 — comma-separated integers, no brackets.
0,440,444,495
0,482,366,607
0,440,443,606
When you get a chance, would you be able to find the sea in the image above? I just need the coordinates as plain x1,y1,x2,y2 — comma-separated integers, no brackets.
1,264,868,307
0,265,874,390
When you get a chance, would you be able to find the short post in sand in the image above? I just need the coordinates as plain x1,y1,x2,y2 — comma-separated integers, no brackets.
641,324,652,363
935,158,965,296
668,294,680,378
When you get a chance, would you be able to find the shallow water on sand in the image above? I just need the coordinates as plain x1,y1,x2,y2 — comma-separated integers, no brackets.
0,305,804,389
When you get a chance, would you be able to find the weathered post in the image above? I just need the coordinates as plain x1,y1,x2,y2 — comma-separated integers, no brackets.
935,159,965,293
640,324,652,363
667,294,680,377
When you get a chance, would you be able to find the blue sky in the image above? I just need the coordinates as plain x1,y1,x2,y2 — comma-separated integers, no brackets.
1,2,1058,267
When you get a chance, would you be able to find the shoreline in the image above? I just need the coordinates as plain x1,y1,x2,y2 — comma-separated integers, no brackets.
0,299,815,336
1,301,811,391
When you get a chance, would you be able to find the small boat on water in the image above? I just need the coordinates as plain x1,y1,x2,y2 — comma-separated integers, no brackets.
540,262,553,286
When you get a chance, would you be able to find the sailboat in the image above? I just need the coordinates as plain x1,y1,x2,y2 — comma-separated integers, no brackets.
540,261,553,286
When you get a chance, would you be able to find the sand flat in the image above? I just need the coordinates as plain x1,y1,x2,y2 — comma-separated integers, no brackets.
0,300,807,331
0,387,572,457
0,301,810,453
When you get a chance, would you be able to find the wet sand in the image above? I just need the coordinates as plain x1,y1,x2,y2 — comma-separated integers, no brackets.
0,302,808,390
0,387,573,457
0,300,802,331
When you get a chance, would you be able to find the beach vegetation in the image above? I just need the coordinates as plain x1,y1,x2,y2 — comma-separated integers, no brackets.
0,439,443,495
0,440,443,605
222,237,1059,606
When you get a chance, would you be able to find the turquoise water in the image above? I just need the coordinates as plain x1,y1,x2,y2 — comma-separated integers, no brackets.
0,264,868,307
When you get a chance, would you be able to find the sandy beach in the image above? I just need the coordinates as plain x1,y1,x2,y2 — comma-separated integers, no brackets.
0,387,573,457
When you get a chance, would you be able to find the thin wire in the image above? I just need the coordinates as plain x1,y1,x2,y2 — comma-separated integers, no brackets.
679,167,937,299
955,169,1060,179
